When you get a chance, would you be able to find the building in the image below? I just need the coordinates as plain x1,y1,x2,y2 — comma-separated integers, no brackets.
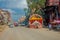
18,16,26,23
58,0,60,13
0,9,11,25
46,0,59,6
44,0,60,26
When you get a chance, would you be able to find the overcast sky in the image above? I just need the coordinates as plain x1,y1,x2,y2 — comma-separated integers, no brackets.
0,0,28,22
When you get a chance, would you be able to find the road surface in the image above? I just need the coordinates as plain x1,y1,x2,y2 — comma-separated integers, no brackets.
0,26,60,40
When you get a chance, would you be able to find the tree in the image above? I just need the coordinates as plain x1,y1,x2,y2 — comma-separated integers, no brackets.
27,0,46,17
27,0,46,8
24,8,30,25
24,0,46,26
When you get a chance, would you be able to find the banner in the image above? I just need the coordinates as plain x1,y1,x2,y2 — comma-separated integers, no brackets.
47,0,59,6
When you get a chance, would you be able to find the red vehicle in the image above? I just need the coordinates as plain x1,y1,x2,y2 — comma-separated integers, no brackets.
14,22,18,26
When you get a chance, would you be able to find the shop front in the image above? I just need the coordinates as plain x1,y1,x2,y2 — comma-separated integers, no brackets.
45,0,60,29
29,14,43,29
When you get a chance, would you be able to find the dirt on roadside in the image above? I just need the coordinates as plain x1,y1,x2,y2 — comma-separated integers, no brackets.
0,25,9,36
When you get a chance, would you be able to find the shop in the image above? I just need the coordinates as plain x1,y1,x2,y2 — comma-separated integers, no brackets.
45,0,60,29
29,14,43,29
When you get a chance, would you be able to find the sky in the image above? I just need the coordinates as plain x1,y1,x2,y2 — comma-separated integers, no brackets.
0,0,28,22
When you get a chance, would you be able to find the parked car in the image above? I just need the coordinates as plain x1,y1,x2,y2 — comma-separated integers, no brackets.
14,22,18,27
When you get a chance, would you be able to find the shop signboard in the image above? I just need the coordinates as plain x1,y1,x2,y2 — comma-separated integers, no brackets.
47,0,59,6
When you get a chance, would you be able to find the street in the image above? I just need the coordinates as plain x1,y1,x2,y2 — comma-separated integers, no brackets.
0,26,60,40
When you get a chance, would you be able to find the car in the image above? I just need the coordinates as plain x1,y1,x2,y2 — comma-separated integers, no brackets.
14,22,18,26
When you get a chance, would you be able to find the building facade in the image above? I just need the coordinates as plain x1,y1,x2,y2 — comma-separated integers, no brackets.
0,9,11,25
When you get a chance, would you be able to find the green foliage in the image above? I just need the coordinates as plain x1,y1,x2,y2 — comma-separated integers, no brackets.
27,0,46,16
38,0,46,8
27,0,46,8
24,0,46,25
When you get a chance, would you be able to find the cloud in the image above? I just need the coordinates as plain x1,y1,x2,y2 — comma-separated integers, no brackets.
2,8,17,19
0,0,28,9
16,0,28,8
2,9,16,14
0,0,17,2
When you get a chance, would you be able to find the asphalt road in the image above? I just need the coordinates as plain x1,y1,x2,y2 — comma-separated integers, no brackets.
0,27,60,40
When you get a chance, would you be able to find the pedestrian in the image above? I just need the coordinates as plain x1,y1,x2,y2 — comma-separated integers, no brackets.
48,23,52,30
